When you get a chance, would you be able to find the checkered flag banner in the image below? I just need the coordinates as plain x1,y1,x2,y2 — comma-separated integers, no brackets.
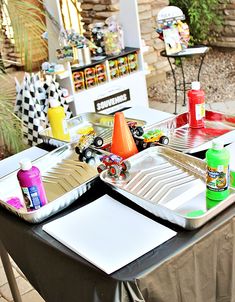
14,73,31,119
14,72,73,146
14,77,23,118
21,77,45,146
43,75,72,124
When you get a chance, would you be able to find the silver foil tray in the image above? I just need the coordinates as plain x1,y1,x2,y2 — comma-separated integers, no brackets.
0,144,98,223
100,147,235,229
147,110,235,153
39,112,146,147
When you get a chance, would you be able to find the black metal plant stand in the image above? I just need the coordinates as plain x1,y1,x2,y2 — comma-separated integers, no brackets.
161,46,209,114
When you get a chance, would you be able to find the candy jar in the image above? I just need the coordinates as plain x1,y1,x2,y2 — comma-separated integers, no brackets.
104,16,124,56
88,22,106,56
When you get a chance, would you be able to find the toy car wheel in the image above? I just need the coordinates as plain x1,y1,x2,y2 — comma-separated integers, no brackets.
93,136,103,147
159,136,169,145
129,128,135,135
86,157,96,165
97,163,106,173
83,148,93,159
121,160,131,171
134,138,141,146
109,164,121,177
119,171,127,180
135,127,144,137
75,146,81,154
142,142,148,149
78,153,84,162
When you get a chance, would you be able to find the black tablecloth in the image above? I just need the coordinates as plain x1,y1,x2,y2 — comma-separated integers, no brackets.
0,177,235,302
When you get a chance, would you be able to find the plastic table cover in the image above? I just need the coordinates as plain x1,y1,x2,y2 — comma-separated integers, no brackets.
0,178,234,302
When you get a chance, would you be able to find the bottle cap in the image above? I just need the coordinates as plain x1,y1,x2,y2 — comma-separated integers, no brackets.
212,139,224,150
191,81,200,90
49,98,60,108
19,158,32,171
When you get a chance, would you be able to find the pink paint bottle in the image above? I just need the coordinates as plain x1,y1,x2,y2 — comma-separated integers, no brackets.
17,159,47,211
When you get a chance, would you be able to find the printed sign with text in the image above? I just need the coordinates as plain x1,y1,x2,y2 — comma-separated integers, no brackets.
94,89,131,112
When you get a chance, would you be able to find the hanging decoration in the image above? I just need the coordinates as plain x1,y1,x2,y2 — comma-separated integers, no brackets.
14,73,72,146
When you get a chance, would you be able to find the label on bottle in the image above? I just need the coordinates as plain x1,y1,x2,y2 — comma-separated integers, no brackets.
21,186,42,210
206,165,229,192
63,119,69,134
195,103,205,120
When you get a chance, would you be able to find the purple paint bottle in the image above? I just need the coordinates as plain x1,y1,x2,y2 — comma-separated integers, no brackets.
17,159,47,211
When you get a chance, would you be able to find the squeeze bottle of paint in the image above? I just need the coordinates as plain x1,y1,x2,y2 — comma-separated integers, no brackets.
206,140,230,201
17,159,47,211
47,98,70,141
188,81,205,128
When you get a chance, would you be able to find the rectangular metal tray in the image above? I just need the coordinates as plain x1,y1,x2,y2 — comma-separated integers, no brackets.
147,110,235,153
0,144,98,223
100,146,235,229
39,112,146,147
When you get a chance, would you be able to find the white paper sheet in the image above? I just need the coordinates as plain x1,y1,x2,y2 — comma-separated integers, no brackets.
43,195,176,274
0,147,48,178
177,47,208,55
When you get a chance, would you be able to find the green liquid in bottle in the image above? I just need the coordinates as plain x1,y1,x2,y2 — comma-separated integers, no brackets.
206,140,230,201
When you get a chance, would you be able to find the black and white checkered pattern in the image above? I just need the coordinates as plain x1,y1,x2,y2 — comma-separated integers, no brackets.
14,72,73,146
42,76,72,123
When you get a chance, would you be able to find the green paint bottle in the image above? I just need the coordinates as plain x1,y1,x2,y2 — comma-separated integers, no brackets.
206,140,230,201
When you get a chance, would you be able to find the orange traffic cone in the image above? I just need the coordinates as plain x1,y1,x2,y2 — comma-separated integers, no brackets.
111,112,138,159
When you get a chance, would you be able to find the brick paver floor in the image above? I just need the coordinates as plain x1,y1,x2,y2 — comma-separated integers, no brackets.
0,257,45,302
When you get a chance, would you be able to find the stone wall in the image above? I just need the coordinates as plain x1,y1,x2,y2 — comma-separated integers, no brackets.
137,0,170,86
80,0,171,87
80,0,120,29
1,0,47,71
213,0,235,47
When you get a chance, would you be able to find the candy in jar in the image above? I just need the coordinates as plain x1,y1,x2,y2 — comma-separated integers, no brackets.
88,22,105,55
104,16,124,56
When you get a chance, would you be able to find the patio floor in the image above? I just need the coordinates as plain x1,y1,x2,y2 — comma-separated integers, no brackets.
0,257,44,302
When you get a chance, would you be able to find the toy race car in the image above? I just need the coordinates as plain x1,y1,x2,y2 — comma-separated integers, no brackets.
97,154,130,178
75,128,103,160
127,121,144,137
141,129,169,149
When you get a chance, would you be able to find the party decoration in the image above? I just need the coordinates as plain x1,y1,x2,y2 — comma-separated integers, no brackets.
14,73,72,146
156,6,190,55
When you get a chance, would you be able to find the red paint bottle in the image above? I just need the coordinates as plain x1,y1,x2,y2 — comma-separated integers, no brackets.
188,81,205,128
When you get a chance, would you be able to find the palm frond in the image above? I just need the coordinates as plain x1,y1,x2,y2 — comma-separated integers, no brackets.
0,73,26,154
0,0,49,155
1,0,48,70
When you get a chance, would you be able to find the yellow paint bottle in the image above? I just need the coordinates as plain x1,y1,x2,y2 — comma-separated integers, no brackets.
48,98,70,141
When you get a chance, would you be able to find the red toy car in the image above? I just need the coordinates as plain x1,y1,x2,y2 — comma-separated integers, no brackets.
97,154,130,178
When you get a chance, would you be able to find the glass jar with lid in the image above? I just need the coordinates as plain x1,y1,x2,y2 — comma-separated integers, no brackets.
88,22,106,56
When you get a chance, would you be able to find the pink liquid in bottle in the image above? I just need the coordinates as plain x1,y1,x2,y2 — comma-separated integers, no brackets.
17,159,47,211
